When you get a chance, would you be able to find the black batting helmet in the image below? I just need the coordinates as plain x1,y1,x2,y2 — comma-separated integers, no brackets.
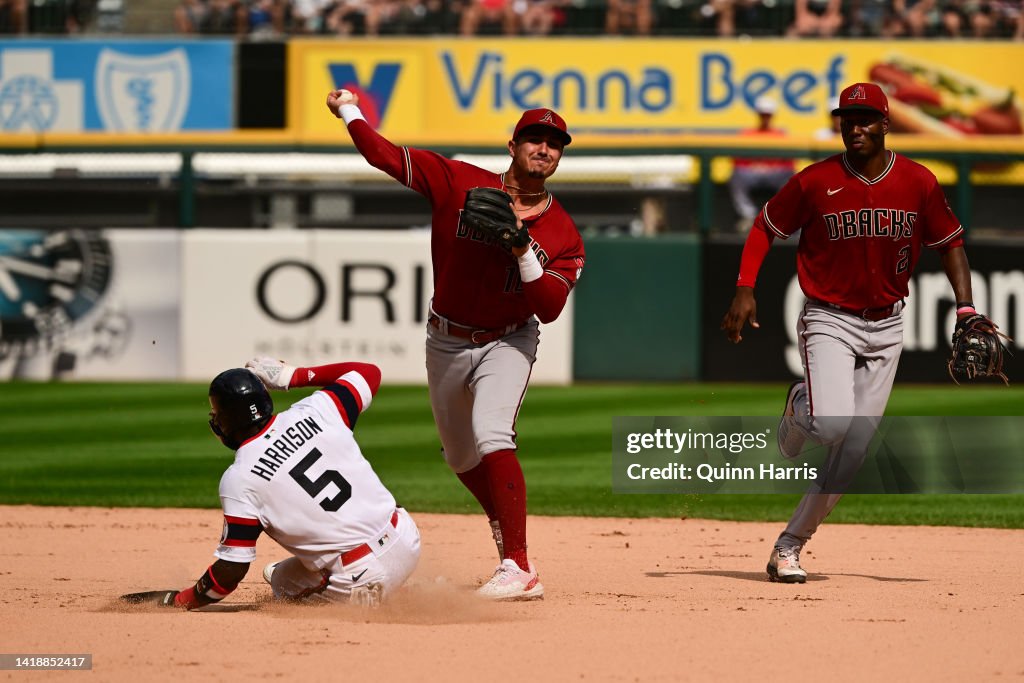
208,368,273,450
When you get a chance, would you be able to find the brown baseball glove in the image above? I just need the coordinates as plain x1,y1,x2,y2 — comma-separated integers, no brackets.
461,187,530,251
948,313,1011,385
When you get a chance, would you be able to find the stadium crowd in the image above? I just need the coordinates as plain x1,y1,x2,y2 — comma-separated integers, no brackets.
0,0,1021,37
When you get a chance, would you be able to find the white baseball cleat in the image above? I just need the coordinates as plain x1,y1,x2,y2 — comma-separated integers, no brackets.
767,546,808,583
778,381,807,460
262,562,279,586
476,559,544,601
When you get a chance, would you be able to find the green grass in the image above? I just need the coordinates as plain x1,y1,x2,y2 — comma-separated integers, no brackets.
1,382,1021,528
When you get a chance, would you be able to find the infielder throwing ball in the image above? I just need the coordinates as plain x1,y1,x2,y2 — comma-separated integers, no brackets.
327,88,584,600
121,358,420,608
721,82,999,583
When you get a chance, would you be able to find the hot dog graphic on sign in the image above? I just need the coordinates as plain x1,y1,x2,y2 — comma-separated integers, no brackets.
869,54,1023,137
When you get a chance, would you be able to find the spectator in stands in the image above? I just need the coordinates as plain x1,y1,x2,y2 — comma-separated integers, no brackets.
0,0,28,33
175,0,204,32
410,0,451,33
516,0,559,34
322,0,368,33
460,0,516,34
890,0,940,35
65,0,96,32
1011,0,1024,37
699,0,738,35
988,0,1023,36
729,96,795,232
846,0,899,35
246,0,288,35
788,0,843,35
204,0,247,33
605,0,653,34
175,0,247,33
941,0,993,36
699,0,777,36
369,0,448,34
291,0,334,31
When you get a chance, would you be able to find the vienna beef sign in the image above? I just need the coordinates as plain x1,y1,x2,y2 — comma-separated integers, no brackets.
288,39,1024,145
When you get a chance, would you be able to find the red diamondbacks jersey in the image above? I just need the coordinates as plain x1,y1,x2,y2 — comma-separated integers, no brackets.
402,148,584,328
214,370,396,571
757,151,962,310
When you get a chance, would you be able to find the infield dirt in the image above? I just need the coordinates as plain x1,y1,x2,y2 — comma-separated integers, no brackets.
2,505,1022,682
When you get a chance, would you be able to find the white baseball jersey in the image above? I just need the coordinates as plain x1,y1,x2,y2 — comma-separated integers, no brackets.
213,370,397,571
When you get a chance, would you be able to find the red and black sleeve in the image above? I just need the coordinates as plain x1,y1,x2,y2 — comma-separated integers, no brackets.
321,380,365,430
222,515,263,550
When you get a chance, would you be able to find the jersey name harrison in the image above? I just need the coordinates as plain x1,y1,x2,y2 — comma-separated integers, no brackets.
824,209,917,241
250,416,324,482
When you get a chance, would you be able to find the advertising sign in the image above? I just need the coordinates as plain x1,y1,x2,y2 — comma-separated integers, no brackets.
180,230,573,384
0,229,180,381
0,40,233,132
290,40,1024,146
1,229,573,384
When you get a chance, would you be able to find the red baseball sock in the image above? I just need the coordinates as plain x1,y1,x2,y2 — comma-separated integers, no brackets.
482,449,529,572
456,462,496,520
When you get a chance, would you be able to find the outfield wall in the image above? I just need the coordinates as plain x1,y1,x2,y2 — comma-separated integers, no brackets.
0,229,573,384
701,240,1024,382
0,229,1019,383
573,235,702,381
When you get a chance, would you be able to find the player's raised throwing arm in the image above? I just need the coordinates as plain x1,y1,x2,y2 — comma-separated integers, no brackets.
327,88,406,183
327,88,458,205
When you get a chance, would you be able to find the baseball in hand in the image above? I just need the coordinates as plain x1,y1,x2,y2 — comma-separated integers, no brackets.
337,89,356,104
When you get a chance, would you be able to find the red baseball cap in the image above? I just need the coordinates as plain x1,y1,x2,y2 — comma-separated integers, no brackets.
832,83,889,117
513,108,572,145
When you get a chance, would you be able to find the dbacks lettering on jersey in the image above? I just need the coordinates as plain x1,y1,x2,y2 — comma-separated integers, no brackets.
456,212,501,245
455,213,552,265
824,209,917,241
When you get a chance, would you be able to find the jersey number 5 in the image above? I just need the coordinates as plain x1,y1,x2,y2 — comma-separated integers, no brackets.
289,448,352,512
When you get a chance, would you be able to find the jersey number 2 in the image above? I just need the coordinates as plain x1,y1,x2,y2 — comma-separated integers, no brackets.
289,448,352,512
896,246,910,274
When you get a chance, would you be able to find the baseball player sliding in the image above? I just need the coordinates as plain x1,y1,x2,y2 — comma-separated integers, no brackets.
327,88,584,600
121,358,420,608
721,82,993,583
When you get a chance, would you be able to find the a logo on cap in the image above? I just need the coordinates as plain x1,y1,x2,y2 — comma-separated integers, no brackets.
539,110,555,124
848,85,867,101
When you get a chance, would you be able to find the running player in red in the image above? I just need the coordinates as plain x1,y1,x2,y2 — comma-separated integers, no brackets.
721,82,983,583
120,358,421,609
327,89,585,600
